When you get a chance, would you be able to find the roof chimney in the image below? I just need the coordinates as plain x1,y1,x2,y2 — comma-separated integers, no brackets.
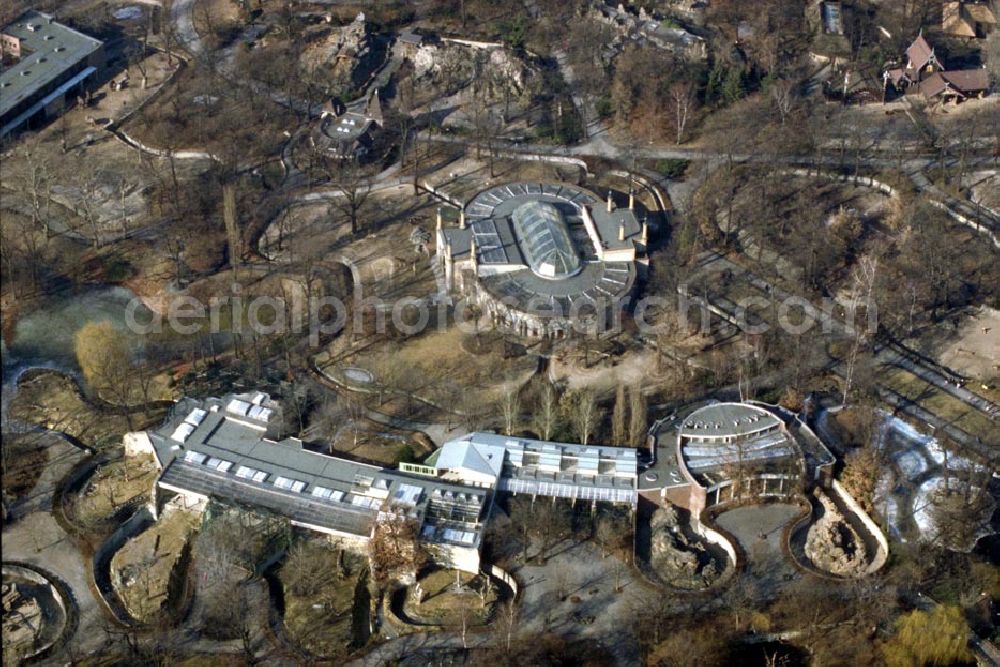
459,209,466,230
470,238,477,271
618,222,625,242
436,207,442,231
607,190,613,212
628,188,634,210
641,220,648,245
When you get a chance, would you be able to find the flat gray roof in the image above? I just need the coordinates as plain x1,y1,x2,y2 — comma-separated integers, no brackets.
1,11,102,118
679,402,783,439
149,394,489,545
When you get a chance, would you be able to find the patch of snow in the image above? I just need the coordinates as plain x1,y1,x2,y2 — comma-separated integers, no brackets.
893,449,927,480
911,476,944,535
924,438,984,472
113,6,143,20
879,413,935,448
343,367,373,384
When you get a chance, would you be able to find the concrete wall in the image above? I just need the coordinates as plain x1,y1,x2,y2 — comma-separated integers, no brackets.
124,431,156,462
92,505,155,625
691,519,739,584
488,564,519,598
830,479,889,574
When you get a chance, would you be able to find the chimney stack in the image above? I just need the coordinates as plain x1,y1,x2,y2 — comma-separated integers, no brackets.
607,190,613,212
445,241,454,287
618,222,625,242
436,207,442,231
641,220,648,245
459,209,466,230
628,189,635,210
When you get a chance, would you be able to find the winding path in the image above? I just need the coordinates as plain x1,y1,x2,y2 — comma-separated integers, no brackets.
2,438,112,659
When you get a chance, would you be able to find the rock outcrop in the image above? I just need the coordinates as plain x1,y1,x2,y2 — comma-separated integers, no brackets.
2,581,43,650
649,505,720,588
805,489,867,576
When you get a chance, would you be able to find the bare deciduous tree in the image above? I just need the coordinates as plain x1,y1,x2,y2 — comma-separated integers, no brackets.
534,384,559,441
669,79,698,144
500,386,520,436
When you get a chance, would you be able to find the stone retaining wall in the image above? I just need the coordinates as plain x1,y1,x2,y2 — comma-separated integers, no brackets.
691,517,740,586
91,506,154,626
487,564,519,599
830,480,888,574
608,169,669,213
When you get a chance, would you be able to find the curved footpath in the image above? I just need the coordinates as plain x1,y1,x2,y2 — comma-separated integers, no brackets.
2,439,112,658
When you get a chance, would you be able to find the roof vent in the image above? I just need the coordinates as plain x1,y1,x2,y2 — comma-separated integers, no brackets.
53,46,65,52
20,70,30,76
43,34,53,40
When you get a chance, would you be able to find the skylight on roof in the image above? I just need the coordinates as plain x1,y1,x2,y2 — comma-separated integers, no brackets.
184,408,207,426
171,422,196,443
226,398,252,416
183,450,207,464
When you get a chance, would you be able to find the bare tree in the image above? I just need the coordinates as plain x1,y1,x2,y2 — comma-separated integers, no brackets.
500,386,520,435
223,182,240,283
564,389,597,445
842,254,879,404
534,384,559,440
628,383,647,448
769,78,796,125
611,383,627,445
669,79,698,144
328,160,372,236
368,515,427,585
498,599,519,655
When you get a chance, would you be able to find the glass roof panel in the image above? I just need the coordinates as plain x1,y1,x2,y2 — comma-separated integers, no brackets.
511,201,582,279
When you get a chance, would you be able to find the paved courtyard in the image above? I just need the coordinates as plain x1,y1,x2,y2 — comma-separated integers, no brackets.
715,503,802,582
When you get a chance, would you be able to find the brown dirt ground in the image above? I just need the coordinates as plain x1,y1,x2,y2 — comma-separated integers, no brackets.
9,371,164,448
73,455,158,527
111,508,199,623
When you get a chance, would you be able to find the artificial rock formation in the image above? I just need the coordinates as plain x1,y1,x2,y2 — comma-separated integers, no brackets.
649,505,719,588
805,489,867,576
2,581,43,650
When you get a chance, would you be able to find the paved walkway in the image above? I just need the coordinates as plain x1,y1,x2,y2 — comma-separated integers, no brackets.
2,438,112,659
715,503,801,585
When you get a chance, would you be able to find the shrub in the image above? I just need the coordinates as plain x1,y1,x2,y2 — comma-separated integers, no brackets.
656,158,689,178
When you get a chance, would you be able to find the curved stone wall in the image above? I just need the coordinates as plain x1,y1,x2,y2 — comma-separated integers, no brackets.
830,480,888,574
1,562,75,662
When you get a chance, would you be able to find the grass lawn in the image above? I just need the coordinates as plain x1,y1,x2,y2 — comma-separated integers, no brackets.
10,370,166,448
328,421,432,465
880,366,997,442
333,326,537,418
111,508,199,623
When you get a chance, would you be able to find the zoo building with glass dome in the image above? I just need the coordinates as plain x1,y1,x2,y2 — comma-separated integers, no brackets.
435,182,650,338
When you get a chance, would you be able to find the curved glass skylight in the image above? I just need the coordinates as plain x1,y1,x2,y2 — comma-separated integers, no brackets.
511,201,581,279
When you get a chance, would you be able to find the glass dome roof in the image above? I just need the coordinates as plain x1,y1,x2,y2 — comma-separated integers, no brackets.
511,201,582,279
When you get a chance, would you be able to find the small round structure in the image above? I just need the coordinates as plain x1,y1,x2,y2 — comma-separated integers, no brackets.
436,182,647,338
